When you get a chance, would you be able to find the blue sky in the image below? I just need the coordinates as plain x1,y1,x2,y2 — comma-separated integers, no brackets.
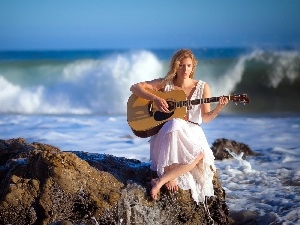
0,0,300,50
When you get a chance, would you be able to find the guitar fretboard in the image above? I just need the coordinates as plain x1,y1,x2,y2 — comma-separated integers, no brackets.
175,96,226,108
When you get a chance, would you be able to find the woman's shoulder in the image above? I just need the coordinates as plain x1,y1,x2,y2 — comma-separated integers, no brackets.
195,80,210,94
194,79,208,87
203,81,210,89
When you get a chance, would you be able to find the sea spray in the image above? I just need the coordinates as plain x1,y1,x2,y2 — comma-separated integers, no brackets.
225,148,253,174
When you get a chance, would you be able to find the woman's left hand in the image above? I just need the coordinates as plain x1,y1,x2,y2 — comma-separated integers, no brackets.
217,96,229,109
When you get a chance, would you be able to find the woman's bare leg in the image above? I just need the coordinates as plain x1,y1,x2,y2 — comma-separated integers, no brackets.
151,152,204,200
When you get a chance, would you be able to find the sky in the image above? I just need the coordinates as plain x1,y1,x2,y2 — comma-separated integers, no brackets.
0,0,300,50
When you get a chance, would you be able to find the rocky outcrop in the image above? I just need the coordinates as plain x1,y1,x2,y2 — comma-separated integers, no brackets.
0,138,229,225
211,138,258,160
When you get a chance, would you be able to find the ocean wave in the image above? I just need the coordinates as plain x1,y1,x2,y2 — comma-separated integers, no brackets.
0,48,299,115
0,50,161,114
231,49,300,113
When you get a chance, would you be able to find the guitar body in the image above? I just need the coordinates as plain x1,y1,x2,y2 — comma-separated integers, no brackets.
127,90,187,138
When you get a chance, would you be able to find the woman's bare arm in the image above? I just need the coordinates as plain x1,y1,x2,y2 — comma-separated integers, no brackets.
130,79,162,100
130,79,170,112
201,83,228,123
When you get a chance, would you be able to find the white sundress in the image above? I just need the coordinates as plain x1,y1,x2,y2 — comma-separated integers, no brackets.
149,80,216,204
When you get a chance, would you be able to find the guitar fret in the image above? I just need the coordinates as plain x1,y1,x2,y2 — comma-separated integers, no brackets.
211,97,218,102
191,99,199,105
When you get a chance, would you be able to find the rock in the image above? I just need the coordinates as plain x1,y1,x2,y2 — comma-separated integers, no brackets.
211,138,258,160
0,138,230,225
53,220,73,225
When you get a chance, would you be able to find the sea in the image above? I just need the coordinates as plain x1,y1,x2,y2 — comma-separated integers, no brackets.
0,48,299,224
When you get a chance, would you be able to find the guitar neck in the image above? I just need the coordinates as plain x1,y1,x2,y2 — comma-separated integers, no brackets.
176,96,229,108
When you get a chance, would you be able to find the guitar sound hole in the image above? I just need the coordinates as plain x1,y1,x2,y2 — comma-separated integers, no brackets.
153,100,176,121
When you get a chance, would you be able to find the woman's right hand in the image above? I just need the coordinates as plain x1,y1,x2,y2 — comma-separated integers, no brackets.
153,96,170,113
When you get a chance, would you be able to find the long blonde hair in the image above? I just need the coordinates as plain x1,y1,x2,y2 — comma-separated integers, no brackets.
164,49,198,82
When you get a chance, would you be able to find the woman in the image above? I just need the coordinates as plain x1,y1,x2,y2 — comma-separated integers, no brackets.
130,49,228,203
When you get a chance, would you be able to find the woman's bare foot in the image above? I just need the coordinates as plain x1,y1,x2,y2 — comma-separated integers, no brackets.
197,151,204,161
165,180,178,192
150,178,161,200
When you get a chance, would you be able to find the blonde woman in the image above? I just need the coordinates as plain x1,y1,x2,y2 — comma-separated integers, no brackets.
130,49,228,203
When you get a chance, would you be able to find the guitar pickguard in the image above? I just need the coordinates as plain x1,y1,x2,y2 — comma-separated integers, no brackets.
154,111,175,121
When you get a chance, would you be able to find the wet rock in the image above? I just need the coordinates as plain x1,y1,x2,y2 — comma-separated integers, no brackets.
211,138,258,160
0,138,230,224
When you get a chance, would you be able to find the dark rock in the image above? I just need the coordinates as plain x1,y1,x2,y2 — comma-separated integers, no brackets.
0,138,230,225
52,220,73,225
211,138,258,160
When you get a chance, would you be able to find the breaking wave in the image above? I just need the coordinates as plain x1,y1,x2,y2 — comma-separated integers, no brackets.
0,48,299,114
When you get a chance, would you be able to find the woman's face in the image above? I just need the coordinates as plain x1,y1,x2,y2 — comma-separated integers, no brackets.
176,57,193,79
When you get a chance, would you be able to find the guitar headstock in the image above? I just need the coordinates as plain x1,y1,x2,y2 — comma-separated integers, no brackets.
229,94,250,105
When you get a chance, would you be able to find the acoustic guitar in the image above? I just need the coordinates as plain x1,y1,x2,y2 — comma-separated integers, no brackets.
127,89,249,138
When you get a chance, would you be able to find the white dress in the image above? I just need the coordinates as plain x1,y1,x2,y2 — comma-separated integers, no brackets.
149,80,216,204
